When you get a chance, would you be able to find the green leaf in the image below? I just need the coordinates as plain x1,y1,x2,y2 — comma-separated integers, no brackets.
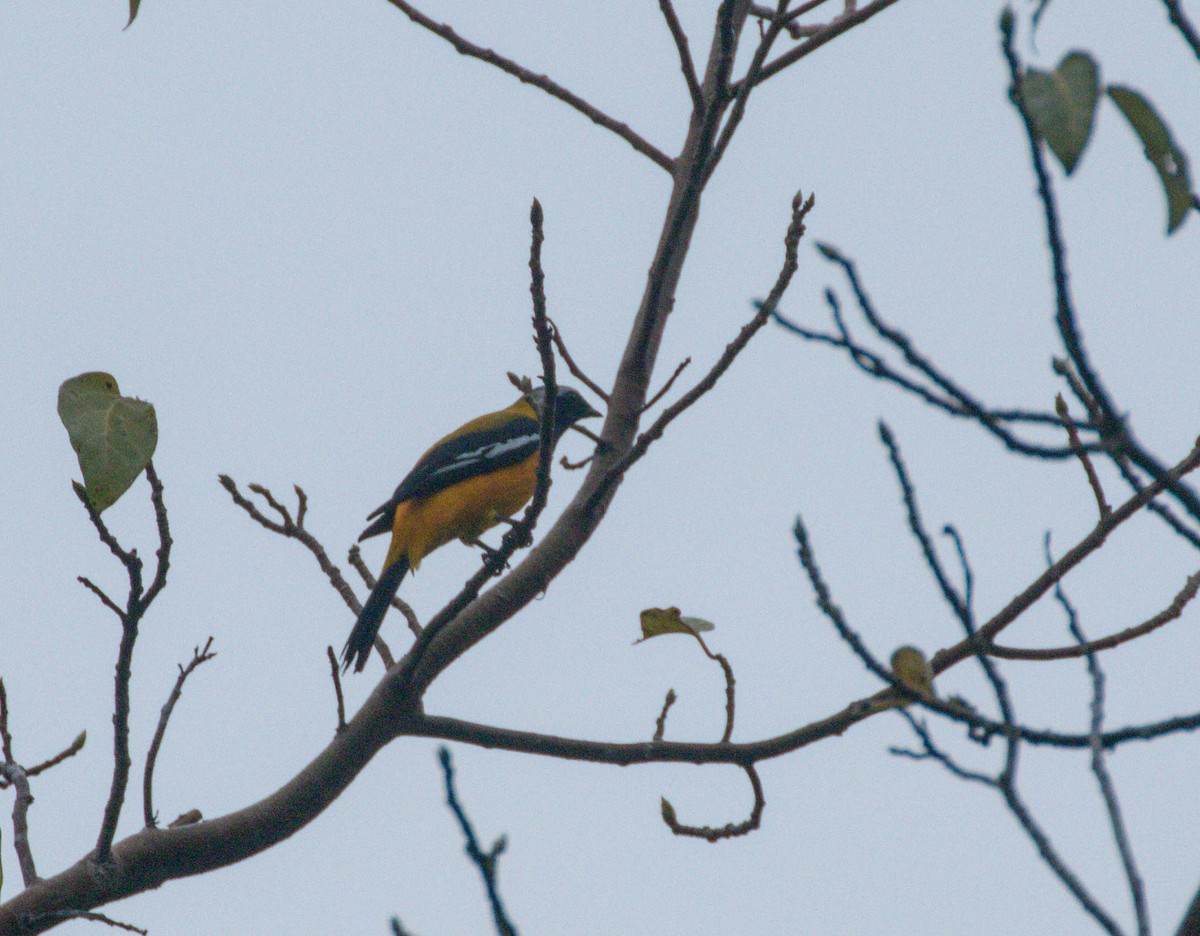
1020,51,1099,174
57,372,158,512
1107,85,1195,234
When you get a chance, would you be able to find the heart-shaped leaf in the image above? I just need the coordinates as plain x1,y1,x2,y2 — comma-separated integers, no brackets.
58,372,158,512
1020,51,1099,175
1107,85,1195,234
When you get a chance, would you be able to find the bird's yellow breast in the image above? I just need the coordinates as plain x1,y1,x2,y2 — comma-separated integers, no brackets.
385,451,539,571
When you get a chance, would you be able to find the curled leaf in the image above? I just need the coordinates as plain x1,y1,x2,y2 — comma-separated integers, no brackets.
638,607,716,641
58,372,158,512
1107,85,1195,234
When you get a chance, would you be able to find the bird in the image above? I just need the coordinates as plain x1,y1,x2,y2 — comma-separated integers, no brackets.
341,385,600,673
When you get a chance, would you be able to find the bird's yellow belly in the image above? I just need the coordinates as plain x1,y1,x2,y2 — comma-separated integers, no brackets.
386,453,539,570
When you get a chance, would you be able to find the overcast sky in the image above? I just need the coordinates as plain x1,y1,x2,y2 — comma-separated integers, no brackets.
5,2,1200,934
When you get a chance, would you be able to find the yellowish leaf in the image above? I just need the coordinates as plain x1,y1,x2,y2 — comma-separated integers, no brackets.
639,607,715,641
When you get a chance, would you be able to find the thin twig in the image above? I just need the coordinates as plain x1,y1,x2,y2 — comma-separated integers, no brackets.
773,304,1080,459
0,679,13,764
660,764,764,841
590,191,813,510
87,468,172,863
142,462,172,610
1056,565,1149,935
384,0,674,172
642,357,691,412
990,570,1200,661
732,0,903,90
143,638,217,826
395,202,562,693
1161,0,1200,65
560,453,594,471
879,423,969,625
658,0,704,110
1057,394,1110,520
705,0,791,180
438,748,517,936
77,576,124,619
654,689,678,741
933,436,1200,673
349,544,418,640
219,477,363,616
26,730,87,778
547,318,608,404
74,482,142,592
0,680,39,885
327,647,348,733
894,702,1123,933
689,632,736,744
23,910,147,934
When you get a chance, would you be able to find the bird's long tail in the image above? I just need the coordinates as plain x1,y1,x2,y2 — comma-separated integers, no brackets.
341,556,409,673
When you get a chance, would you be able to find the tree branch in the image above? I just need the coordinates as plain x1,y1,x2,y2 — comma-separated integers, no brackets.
143,639,217,827
988,570,1200,661
383,0,674,172
733,0,904,90
660,764,763,841
658,0,703,111
437,748,516,936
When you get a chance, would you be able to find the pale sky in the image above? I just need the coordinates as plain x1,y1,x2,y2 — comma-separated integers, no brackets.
5,2,1200,934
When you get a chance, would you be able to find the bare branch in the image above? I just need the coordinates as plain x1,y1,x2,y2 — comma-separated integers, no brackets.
220,477,364,616
438,748,517,936
778,245,1085,459
1057,395,1110,521
706,1,792,179
22,910,147,934
642,357,691,412
1161,0,1200,61
394,202,563,691
349,544,417,642
141,462,172,611
73,482,142,593
590,191,813,507
547,317,608,404
989,570,1200,661
1058,576,1149,934
654,689,678,741
658,0,703,111
327,647,348,734
0,679,38,885
77,576,124,619
894,706,1123,933
26,731,87,779
734,0,903,90
143,639,217,827
933,436,1200,673
383,0,674,172
660,764,763,841
688,632,737,744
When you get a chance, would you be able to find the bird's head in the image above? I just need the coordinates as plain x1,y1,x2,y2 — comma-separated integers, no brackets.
528,385,600,439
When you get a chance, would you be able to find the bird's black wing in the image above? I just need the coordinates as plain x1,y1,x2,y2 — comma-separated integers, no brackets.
359,415,540,540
